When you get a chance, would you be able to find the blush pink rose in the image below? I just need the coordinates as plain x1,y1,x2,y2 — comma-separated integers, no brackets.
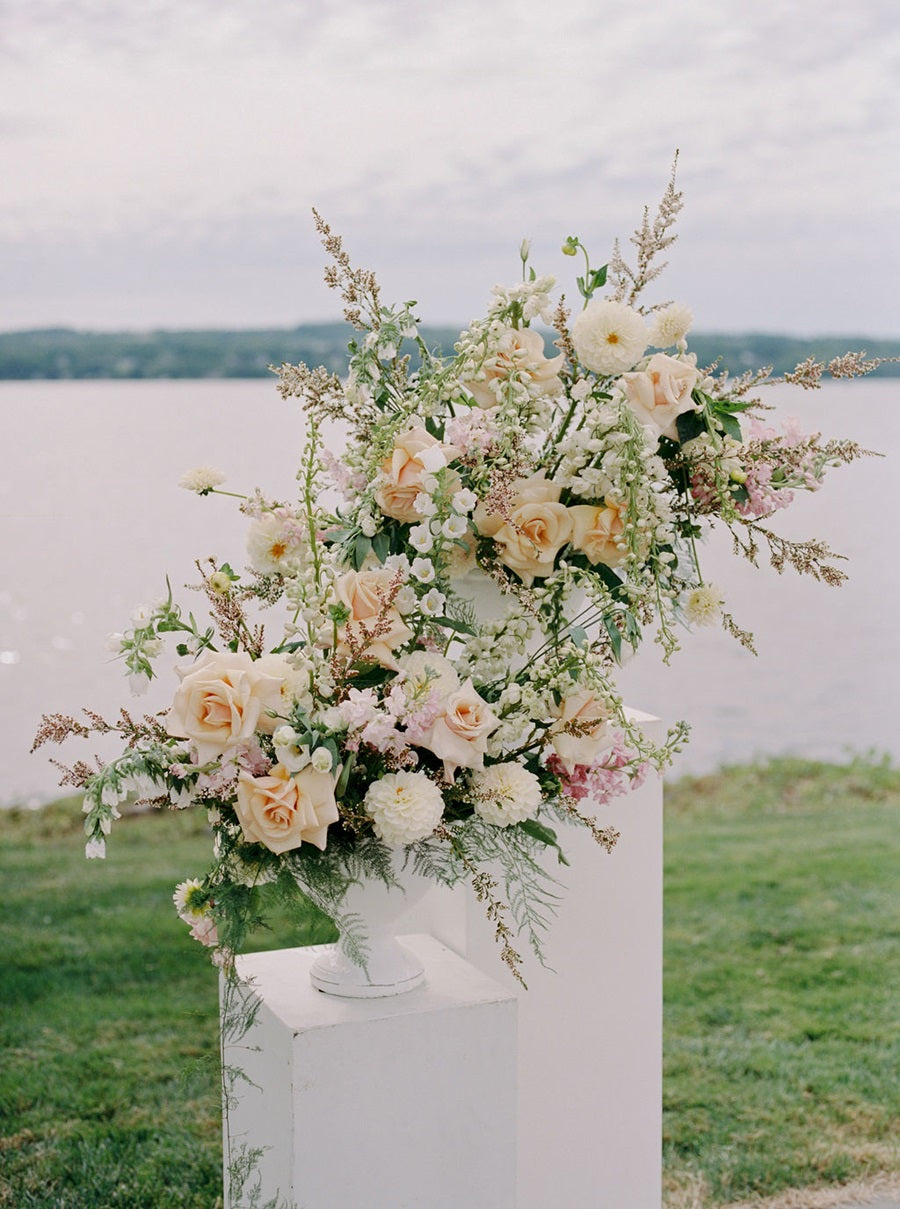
166,650,289,764
373,427,461,523
548,689,614,773
234,763,339,854
621,353,700,439
415,678,500,777
334,568,414,669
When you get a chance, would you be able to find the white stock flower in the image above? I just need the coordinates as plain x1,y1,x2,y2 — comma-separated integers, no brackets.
363,770,445,845
684,583,724,626
649,303,693,349
571,300,647,376
471,762,542,827
178,466,226,493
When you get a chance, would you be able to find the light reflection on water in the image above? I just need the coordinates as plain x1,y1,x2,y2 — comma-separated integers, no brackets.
2,377,897,806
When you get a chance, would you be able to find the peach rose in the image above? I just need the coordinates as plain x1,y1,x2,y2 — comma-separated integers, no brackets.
234,763,339,854
373,427,461,523
166,650,289,764
568,500,627,567
464,327,564,409
549,689,614,773
415,678,500,777
473,472,574,584
621,353,700,439
334,568,414,669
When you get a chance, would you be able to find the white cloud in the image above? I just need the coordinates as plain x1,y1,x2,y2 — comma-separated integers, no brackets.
1,0,898,332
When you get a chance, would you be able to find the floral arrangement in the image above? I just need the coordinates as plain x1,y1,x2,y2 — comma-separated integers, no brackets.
34,165,877,983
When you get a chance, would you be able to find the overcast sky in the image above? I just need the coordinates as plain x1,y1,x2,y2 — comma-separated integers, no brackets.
2,0,898,335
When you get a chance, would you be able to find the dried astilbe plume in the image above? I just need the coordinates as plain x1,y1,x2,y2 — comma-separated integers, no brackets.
609,154,684,308
312,208,382,330
784,350,896,390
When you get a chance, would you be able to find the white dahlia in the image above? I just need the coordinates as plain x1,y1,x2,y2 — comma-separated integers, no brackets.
364,770,445,845
571,300,647,376
649,302,693,350
683,583,724,626
471,762,542,827
178,466,226,494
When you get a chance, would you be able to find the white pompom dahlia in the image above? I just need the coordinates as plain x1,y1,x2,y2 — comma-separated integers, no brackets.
571,299,647,376
364,770,445,845
470,762,542,827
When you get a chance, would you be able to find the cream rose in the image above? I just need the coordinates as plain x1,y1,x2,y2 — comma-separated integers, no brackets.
549,689,614,773
415,678,500,777
234,763,339,854
373,427,461,523
568,499,627,567
333,568,414,669
166,650,289,763
464,327,564,409
621,353,700,440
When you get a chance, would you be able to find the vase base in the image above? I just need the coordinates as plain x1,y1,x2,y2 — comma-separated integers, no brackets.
309,939,426,999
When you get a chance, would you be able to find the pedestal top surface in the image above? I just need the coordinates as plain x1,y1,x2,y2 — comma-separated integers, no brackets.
231,933,515,1033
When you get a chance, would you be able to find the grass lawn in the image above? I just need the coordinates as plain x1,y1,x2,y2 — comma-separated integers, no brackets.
0,757,897,1207
663,756,900,1207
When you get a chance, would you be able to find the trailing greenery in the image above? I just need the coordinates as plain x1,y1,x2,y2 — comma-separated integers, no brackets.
1,324,897,380
1,757,897,1206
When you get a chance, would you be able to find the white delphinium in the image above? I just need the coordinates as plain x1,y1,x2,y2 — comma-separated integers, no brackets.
178,466,226,494
649,303,693,350
419,587,446,616
571,299,647,376
411,557,435,584
408,524,433,553
364,770,445,845
452,487,478,514
471,762,542,827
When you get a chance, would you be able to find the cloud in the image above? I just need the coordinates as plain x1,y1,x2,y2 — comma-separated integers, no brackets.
1,0,897,332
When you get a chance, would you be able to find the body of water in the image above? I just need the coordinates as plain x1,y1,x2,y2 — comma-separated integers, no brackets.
2,377,897,805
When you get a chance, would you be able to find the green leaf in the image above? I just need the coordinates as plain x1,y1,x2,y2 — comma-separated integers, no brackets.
675,411,707,444
353,535,372,570
591,264,608,289
431,615,476,636
519,818,571,866
718,412,742,441
372,531,390,563
569,625,588,648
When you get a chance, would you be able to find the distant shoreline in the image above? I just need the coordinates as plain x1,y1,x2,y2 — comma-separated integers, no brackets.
1,324,898,380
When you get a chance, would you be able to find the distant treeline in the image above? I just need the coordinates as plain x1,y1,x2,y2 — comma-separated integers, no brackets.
1,324,897,380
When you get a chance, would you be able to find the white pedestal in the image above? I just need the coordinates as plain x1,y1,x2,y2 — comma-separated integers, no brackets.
408,709,666,1209
221,934,517,1209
